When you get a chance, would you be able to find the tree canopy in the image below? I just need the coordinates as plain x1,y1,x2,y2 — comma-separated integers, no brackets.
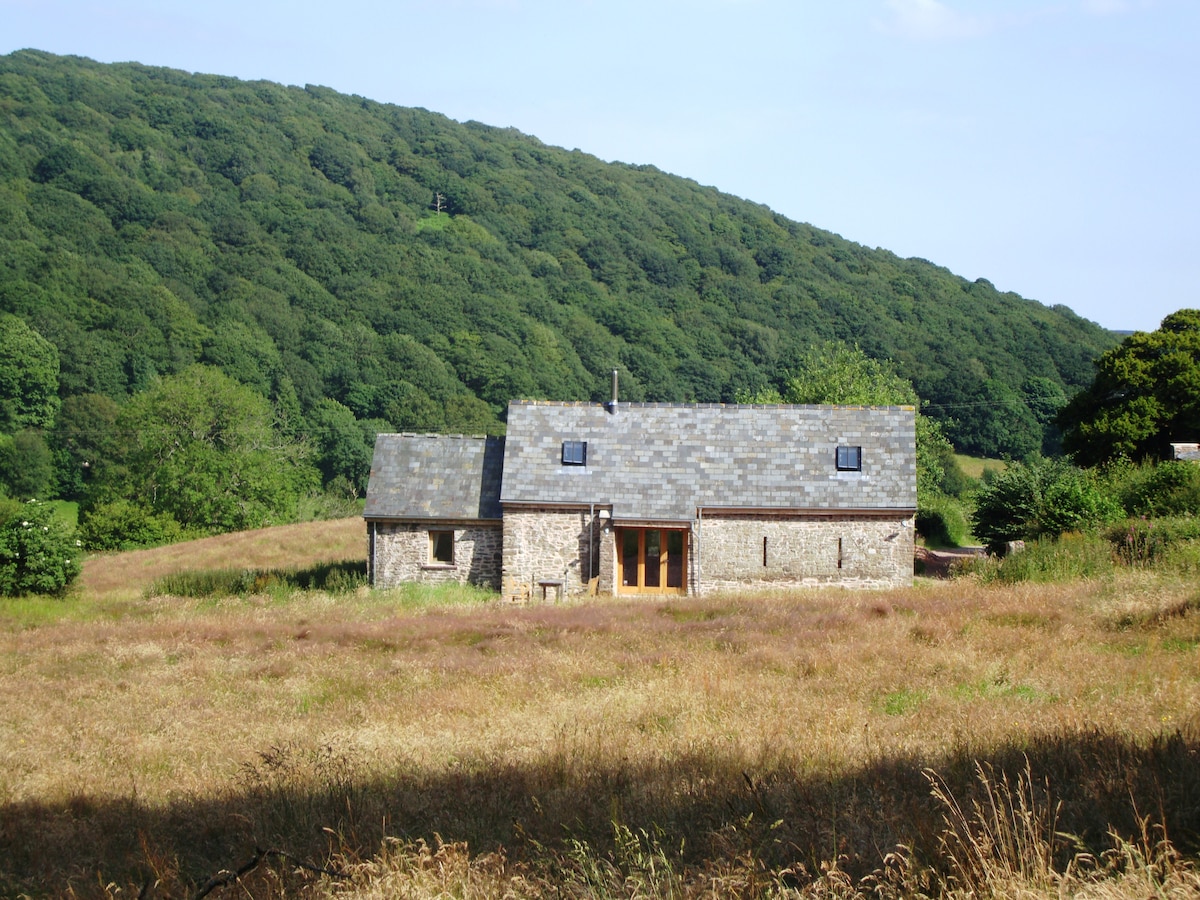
0,49,1116,477
88,365,317,535
0,314,59,433
1058,309,1200,466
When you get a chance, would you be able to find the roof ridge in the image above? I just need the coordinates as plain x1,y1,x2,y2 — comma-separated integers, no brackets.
506,400,917,410
382,432,502,440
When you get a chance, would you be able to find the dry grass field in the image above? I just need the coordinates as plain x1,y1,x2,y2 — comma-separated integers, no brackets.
1,521,1198,897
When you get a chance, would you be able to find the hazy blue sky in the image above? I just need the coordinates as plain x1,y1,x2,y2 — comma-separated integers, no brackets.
3,0,1196,332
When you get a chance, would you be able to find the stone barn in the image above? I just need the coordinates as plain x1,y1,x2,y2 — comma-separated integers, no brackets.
364,400,916,599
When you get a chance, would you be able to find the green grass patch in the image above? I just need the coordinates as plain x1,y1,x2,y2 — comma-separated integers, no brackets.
373,581,497,610
954,453,1006,480
1161,636,1200,653
0,591,143,629
958,534,1115,584
0,594,79,628
880,688,928,716
1100,640,1147,657
46,500,79,528
984,612,1055,629
146,560,367,599
952,679,1051,703
415,213,451,232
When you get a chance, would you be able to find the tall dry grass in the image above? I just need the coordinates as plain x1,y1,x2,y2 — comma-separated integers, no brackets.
1,555,1198,896
76,516,366,602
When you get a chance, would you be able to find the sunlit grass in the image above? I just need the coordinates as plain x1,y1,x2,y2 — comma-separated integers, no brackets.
954,453,1007,480
2,526,1199,896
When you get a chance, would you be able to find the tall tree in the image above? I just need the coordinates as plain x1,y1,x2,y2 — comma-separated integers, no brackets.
0,315,60,433
97,365,318,533
0,430,54,500
1059,309,1200,465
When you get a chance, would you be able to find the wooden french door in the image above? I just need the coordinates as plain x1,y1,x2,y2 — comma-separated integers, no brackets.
617,528,687,594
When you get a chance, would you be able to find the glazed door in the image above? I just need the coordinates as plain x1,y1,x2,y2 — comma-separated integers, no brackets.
617,528,687,594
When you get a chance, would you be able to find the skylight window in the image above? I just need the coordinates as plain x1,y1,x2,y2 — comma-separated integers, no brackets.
836,446,862,472
561,440,587,466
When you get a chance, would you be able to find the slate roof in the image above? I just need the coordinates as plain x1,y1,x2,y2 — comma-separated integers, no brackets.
1172,442,1200,462
500,401,916,522
363,434,504,520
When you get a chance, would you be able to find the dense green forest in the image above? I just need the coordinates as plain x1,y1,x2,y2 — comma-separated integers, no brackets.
0,50,1116,512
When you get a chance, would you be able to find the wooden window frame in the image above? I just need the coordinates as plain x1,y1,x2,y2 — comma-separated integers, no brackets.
428,530,455,565
616,527,687,595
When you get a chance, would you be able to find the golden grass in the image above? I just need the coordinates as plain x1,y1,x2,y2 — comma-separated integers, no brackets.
76,516,366,602
1,541,1199,896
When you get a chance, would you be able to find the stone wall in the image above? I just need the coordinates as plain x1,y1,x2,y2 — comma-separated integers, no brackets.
502,507,602,602
370,520,503,589
696,513,913,592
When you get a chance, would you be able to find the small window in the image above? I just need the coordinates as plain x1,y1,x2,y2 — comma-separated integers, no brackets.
561,440,587,466
836,446,862,471
429,530,454,565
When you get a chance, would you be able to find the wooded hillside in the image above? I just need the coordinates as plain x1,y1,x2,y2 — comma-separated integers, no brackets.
0,50,1115,471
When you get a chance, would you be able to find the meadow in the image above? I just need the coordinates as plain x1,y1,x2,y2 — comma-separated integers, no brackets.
1,520,1198,897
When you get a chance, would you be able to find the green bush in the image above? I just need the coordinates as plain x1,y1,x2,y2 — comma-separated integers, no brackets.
78,499,185,551
146,561,367,599
916,494,970,546
0,497,82,596
971,458,1123,551
1111,460,1200,518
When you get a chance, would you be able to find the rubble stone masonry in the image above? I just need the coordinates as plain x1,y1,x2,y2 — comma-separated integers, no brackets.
696,513,914,592
370,520,502,589
502,507,602,602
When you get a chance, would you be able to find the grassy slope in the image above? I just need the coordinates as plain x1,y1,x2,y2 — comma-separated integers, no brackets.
1,524,1198,896
77,516,365,602
953,453,1007,480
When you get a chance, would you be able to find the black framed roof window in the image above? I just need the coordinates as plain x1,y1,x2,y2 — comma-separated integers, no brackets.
562,440,587,466
836,445,862,472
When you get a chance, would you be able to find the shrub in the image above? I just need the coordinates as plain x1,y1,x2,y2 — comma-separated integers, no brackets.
972,458,1122,552
916,494,970,546
1037,468,1124,536
1112,460,1200,517
78,499,185,551
0,497,82,596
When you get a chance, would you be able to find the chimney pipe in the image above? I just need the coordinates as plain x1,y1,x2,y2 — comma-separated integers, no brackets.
608,368,619,413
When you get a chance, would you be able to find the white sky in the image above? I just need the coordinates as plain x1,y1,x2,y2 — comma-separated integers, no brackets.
3,0,1197,333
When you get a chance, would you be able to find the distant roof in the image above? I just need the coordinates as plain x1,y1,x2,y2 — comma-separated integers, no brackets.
500,401,916,521
363,434,504,520
1171,442,1200,461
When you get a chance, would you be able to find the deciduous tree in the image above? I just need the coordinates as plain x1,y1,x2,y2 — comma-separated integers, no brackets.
1059,309,1200,465
99,365,318,533
0,315,60,433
